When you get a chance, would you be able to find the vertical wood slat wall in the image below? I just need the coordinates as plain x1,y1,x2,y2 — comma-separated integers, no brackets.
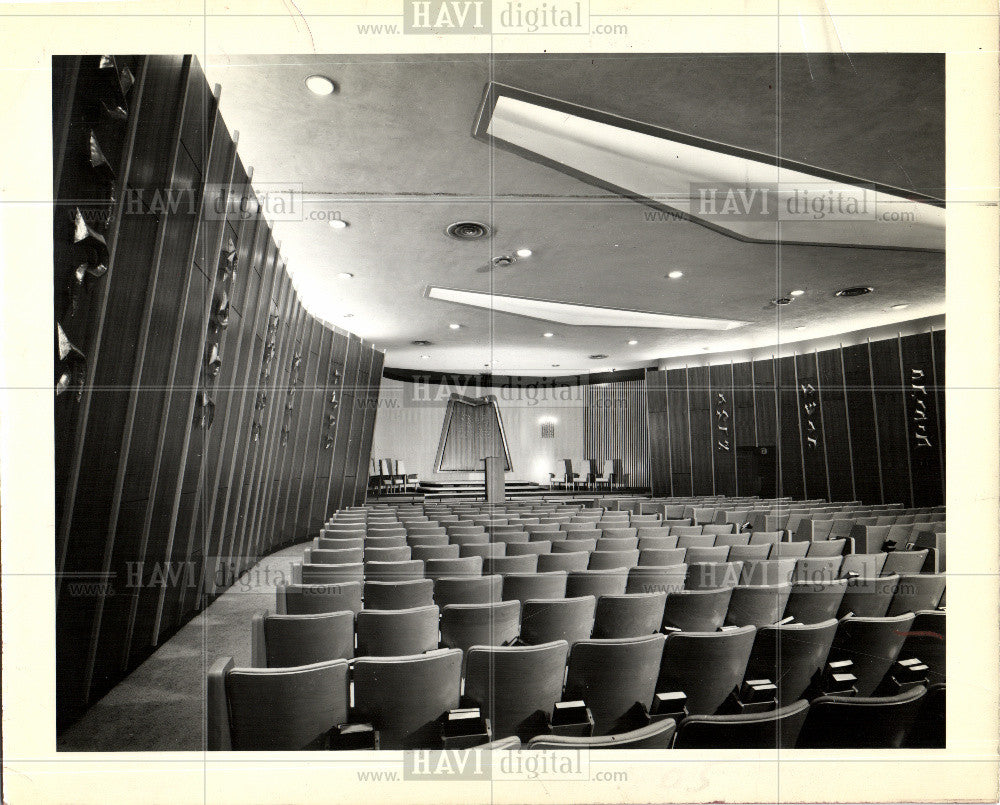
643,331,945,506
53,56,383,730
584,378,649,488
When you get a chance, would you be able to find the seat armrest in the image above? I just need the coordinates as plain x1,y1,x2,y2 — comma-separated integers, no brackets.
207,657,235,750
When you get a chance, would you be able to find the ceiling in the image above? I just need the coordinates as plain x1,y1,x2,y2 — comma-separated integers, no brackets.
204,53,944,375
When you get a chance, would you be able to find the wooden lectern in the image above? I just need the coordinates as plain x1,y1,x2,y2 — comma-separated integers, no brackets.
483,455,506,503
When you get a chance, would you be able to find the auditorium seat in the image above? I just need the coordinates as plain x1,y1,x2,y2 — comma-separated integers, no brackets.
626,564,687,595
882,550,930,576
251,611,355,667
839,552,888,578
588,550,641,570
440,601,521,652
904,683,945,748
805,538,847,557
714,533,751,548
352,649,463,750
629,514,661,526
745,619,838,705
564,634,666,734
792,556,842,583
433,575,503,608
502,571,568,603
899,610,945,684
827,613,916,696
446,525,486,537
657,626,756,714
552,538,598,553
661,587,732,632
837,574,899,618
600,528,638,541
596,536,639,551
367,526,407,538
702,523,736,536
305,547,364,565
406,534,448,547
464,641,570,741
727,543,770,563
449,532,489,547
638,535,679,550
419,555,482,579
519,596,597,645
316,536,365,551
769,542,809,559
676,534,714,549
886,573,946,616
355,605,440,657
740,558,795,586
527,718,677,749
537,551,591,573
592,592,667,639
638,548,686,566
364,560,425,582
460,542,506,560
748,531,782,546
564,568,626,598
484,554,538,576
298,562,364,586
409,544,460,562
364,536,407,549
207,657,350,750
671,526,705,538
797,685,927,748
363,579,435,610
506,541,552,556
686,561,744,590
364,546,412,562
685,546,730,564
490,531,530,544
725,583,792,627
673,699,810,749
784,579,848,624
405,524,446,536
277,581,363,616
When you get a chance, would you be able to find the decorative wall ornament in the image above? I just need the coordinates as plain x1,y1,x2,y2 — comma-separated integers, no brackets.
205,342,222,378
55,323,86,400
908,367,933,449
72,207,109,264
799,379,820,450
218,237,237,283
65,260,109,317
714,391,731,452
255,391,268,411
88,131,116,181
209,287,229,332
98,56,135,104
193,390,215,429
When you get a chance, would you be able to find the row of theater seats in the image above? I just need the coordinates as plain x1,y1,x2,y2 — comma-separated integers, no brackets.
207,502,946,751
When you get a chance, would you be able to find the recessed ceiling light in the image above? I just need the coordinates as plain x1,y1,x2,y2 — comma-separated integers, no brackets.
551,364,560,367
445,221,491,240
795,325,806,330
836,286,875,298
542,332,554,338
305,75,337,95
702,346,711,351
790,289,805,297
627,339,638,346
329,219,348,229
420,354,430,360
589,354,609,360
449,323,461,329
411,339,433,346
667,271,684,279
772,297,793,306
516,248,533,258
891,303,909,310
492,255,516,269
342,313,354,318
337,271,353,279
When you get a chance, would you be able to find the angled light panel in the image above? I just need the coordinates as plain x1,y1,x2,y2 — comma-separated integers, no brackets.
427,286,747,330
473,83,945,252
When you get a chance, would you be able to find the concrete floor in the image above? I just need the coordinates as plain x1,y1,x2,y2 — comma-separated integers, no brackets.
57,543,305,752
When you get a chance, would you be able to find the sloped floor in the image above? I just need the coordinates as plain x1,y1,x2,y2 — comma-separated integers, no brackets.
57,543,305,752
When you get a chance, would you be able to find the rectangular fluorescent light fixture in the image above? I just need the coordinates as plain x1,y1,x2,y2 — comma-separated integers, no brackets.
474,83,944,252
427,287,746,330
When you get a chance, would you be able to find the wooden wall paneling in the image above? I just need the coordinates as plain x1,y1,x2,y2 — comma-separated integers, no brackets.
174,161,254,622
345,346,375,505
288,321,325,540
816,346,855,503
334,335,363,510
77,55,196,705
709,363,737,496
899,333,944,506
644,369,671,496
842,343,883,504
323,330,351,516
870,337,914,507
687,366,714,495
354,349,385,505
752,357,778,450
217,234,280,584
795,351,829,501
731,360,756,496
931,328,946,496
54,56,144,546
304,326,335,532
666,367,691,495
776,356,805,500
201,205,268,598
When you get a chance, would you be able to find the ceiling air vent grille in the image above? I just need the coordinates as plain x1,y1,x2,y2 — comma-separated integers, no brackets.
446,221,491,240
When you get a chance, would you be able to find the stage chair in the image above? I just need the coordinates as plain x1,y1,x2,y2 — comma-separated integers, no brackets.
657,626,756,715
519,596,597,645
355,605,440,657
827,613,916,696
797,685,927,748
251,611,355,667
744,619,838,706
502,571,568,603
207,657,349,750
592,592,667,639
363,579,435,610
662,587,733,632
564,634,666,734
537,552,591,573
351,649,463,749
440,601,521,652
784,578,849,625
276,581,363,616
673,699,810,749
725,583,792,628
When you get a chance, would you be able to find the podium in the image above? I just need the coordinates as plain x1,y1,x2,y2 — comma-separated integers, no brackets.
483,456,506,503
